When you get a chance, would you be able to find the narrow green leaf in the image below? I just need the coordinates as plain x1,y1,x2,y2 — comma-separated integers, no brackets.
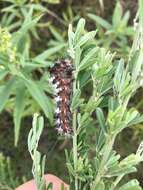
71,89,82,111
131,50,143,83
85,97,102,114
139,0,143,27
68,23,74,50
48,25,64,42
112,2,122,26
21,7,41,34
88,13,111,29
74,18,85,44
122,11,130,26
114,59,124,90
78,47,98,71
75,45,81,68
118,179,142,190
0,77,16,112
21,76,53,123
34,44,66,62
96,108,106,133
76,31,97,47
128,115,143,126
14,85,26,146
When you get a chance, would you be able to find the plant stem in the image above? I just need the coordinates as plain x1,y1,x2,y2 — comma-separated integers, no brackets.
73,112,78,190
91,134,116,189
111,174,124,190
72,73,78,190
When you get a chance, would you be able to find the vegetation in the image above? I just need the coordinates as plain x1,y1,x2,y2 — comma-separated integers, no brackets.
0,0,143,190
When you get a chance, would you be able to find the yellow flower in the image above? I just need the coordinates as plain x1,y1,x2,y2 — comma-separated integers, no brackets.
0,28,11,52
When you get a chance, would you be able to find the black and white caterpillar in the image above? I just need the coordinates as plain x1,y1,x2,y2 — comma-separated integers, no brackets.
49,59,73,135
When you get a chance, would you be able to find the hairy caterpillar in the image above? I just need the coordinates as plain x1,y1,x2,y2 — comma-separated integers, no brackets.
49,59,73,135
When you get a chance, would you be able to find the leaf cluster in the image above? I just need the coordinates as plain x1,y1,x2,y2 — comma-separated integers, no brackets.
65,1,143,188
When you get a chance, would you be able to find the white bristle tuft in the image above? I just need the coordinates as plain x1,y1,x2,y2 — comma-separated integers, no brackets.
54,96,62,102
56,118,61,124
55,107,61,114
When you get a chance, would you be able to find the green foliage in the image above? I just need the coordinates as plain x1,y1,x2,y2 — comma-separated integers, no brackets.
28,114,48,190
0,0,137,148
0,8,66,145
0,26,54,145
66,3,143,188
28,114,68,190
0,153,20,190
88,1,134,56
0,0,73,146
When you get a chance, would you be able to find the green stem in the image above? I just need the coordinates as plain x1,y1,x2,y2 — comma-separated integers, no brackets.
72,73,78,190
91,134,116,189
110,174,124,190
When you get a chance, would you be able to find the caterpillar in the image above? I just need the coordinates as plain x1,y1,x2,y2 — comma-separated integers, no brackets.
49,59,73,136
